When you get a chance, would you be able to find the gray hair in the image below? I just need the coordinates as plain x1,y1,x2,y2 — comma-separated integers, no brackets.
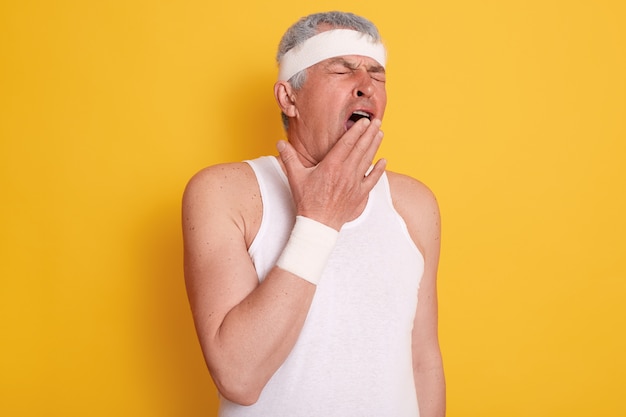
277,11,382,129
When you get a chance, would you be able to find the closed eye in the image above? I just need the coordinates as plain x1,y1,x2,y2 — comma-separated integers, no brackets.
326,59,357,75
368,68,386,82
324,58,386,81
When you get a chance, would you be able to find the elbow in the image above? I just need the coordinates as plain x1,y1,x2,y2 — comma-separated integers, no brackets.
211,368,264,406
202,336,269,405
218,385,262,407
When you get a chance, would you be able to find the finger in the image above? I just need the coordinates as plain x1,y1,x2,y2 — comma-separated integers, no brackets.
362,157,387,189
276,140,302,178
356,128,384,174
352,118,382,158
327,117,372,161
344,119,383,170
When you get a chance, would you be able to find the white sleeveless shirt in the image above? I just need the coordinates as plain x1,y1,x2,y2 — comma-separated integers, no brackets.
218,156,424,417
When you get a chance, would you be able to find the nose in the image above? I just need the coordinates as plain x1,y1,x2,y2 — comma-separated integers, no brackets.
353,70,374,98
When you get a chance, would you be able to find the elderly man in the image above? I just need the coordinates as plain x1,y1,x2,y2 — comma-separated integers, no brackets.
183,11,445,417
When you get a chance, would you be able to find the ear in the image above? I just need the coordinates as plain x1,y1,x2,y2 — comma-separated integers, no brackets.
274,81,297,118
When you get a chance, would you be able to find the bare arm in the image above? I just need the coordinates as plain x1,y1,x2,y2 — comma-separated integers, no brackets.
183,164,316,405
390,173,446,417
183,117,385,405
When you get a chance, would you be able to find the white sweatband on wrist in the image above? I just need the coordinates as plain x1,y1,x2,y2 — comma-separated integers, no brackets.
276,216,339,285
277,29,387,82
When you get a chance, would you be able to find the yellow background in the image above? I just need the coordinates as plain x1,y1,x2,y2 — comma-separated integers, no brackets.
1,0,624,415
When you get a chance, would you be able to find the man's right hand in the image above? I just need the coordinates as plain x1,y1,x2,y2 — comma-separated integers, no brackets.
277,117,387,231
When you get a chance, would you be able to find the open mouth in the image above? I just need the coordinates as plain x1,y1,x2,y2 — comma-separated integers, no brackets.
346,110,372,130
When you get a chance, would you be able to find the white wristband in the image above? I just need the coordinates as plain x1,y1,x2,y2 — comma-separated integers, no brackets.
276,216,339,285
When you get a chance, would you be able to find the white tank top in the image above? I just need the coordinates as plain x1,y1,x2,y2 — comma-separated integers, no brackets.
218,156,424,417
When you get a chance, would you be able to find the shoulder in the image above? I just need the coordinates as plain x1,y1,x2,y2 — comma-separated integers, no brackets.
386,171,441,257
386,171,439,218
183,161,262,247
183,161,261,212
184,161,257,198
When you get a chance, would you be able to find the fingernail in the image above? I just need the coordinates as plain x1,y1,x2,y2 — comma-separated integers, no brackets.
276,140,286,152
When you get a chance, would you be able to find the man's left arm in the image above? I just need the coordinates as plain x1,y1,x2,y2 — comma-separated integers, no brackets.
389,172,446,417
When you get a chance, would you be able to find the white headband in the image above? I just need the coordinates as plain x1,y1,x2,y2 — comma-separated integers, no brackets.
277,29,387,82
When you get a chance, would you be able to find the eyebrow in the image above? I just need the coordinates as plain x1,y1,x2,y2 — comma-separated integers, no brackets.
326,57,386,73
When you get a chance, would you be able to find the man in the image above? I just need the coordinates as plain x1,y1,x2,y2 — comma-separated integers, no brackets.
183,11,445,417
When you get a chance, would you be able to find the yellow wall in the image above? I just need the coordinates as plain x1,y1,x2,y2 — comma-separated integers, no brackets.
1,1,624,415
